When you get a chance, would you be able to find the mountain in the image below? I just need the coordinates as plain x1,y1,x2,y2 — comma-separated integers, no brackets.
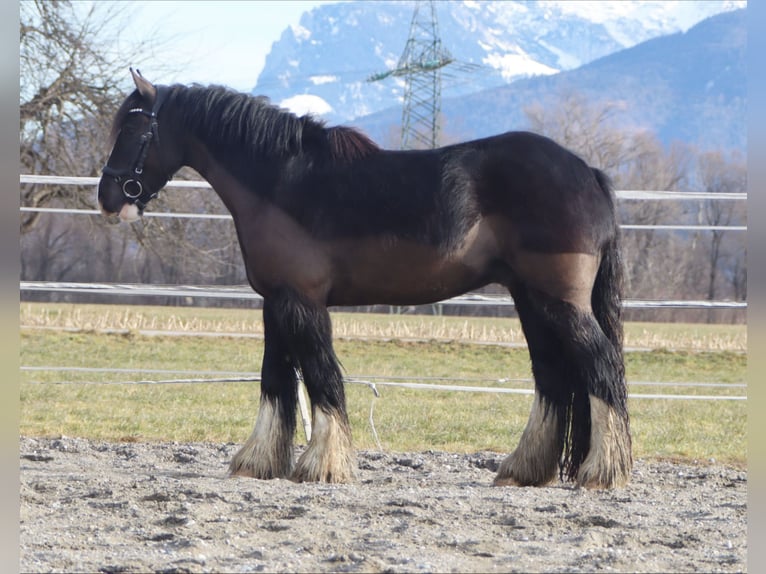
253,0,745,125
355,7,747,153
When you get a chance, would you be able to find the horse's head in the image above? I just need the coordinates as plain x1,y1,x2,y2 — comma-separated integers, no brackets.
98,69,180,222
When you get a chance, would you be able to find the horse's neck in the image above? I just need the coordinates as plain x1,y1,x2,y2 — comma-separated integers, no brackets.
170,88,293,198
183,137,270,218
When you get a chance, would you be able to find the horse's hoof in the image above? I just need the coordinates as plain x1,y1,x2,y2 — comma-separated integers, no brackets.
228,443,293,480
493,447,559,487
289,466,354,484
493,472,556,487
575,466,631,489
228,461,292,480
493,475,523,487
289,407,356,483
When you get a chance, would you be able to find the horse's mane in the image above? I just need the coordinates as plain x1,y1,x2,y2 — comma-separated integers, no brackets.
159,84,379,164
325,126,380,163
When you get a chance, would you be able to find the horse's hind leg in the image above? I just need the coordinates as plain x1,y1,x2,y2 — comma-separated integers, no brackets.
269,287,355,483
552,300,632,489
494,284,567,487
496,253,631,489
229,298,298,479
577,238,632,488
563,304,632,488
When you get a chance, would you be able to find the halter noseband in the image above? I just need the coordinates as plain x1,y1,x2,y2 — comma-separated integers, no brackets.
102,85,171,211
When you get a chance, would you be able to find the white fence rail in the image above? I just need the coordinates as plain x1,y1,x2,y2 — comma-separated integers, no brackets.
19,281,747,310
19,174,748,231
19,174,749,201
20,175,748,310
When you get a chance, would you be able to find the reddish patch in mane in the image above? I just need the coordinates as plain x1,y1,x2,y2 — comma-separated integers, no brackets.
326,126,380,162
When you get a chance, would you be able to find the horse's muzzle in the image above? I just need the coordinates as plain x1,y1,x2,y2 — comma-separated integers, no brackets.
117,203,142,222
97,177,143,222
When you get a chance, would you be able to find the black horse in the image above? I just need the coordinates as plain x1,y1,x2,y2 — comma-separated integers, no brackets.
98,69,631,488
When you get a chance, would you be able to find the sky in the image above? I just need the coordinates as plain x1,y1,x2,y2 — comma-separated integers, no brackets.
95,0,744,98
107,1,342,92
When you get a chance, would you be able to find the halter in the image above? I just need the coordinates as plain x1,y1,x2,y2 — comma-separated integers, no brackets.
102,85,172,211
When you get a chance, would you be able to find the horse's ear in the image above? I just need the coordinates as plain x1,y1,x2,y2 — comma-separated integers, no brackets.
130,67,156,101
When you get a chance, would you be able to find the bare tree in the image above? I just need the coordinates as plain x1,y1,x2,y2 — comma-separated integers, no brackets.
524,90,634,174
19,0,172,232
617,135,691,304
693,151,747,319
19,1,247,300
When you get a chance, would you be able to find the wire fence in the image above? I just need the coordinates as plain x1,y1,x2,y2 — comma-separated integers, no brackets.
20,366,747,401
19,364,746,447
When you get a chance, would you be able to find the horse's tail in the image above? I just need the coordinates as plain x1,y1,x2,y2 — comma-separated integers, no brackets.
591,168,624,368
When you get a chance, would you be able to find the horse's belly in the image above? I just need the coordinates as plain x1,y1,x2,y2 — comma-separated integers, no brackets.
330,259,485,306
327,225,497,307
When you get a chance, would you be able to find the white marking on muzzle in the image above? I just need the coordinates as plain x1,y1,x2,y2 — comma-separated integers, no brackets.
119,203,141,222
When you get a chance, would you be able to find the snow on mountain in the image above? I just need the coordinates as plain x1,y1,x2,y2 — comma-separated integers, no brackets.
482,52,559,82
549,0,746,46
279,94,334,116
253,1,745,124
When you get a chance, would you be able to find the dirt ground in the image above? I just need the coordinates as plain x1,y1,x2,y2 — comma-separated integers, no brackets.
19,436,746,573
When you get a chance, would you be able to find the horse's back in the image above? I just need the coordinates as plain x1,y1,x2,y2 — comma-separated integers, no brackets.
281,129,613,254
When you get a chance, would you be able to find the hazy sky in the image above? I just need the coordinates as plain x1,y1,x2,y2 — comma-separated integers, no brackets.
98,0,745,96
111,1,341,92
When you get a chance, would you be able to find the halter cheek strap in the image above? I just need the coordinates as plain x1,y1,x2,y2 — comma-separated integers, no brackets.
102,85,172,211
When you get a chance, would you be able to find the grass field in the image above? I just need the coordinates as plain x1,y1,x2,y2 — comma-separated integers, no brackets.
20,303,747,465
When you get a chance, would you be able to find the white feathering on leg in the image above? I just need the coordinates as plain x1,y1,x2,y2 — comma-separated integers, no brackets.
577,395,632,489
495,392,561,486
229,398,293,479
292,407,355,483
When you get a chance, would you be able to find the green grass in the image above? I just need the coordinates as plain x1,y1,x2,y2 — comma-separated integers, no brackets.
19,303,747,465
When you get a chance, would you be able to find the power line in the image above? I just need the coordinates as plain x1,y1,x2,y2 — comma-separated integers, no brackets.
368,0,453,150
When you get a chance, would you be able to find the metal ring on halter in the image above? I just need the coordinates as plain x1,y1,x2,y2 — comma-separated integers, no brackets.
122,178,144,199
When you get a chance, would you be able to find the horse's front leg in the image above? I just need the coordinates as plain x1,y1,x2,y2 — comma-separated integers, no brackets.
229,298,299,479
271,287,356,483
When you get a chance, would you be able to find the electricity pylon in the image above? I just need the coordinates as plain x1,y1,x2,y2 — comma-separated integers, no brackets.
368,0,453,150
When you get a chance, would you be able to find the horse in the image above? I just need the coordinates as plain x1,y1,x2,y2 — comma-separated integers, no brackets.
98,69,632,488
